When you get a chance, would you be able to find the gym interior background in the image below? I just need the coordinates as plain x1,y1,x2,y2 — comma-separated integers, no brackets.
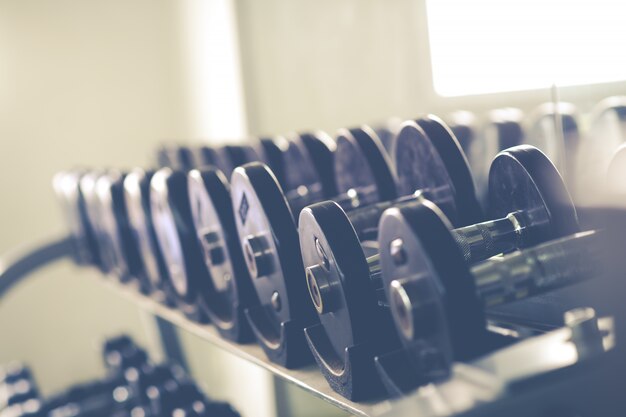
0,1,624,417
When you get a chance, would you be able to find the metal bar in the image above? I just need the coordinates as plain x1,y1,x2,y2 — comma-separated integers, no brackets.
0,235,74,300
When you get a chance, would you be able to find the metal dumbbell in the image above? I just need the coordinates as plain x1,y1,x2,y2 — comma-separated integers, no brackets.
123,169,176,301
297,118,489,399
300,144,578,399
159,140,285,185
468,108,525,207
376,200,601,394
53,170,101,266
230,126,397,367
185,167,259,342
182,131,339,343
577,96,626,202
148,138,279,318
448,110,476,158
526,102,580,188
76,170,142,283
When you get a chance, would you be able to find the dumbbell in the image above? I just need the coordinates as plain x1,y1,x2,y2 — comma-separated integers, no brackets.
124,169,176,301
148,138,280,320
297,118,491,399
448,110,476,158
577,96,626,202
373,118,403,153
0,399,42,417
376,200,600,393
0,365,38,411
74,170,145,286
467,108,525,207
230,125,398,367
53,171,101,266
301,144,578,399
160,140,286,185
526,102,580,190
182,131,336,342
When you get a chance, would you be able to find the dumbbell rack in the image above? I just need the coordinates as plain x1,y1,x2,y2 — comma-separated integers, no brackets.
99,276,388,416
2,231,625,417
0,234,390,416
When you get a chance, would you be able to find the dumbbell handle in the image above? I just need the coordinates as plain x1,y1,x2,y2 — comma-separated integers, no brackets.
472,230,600,308
452,211,529,263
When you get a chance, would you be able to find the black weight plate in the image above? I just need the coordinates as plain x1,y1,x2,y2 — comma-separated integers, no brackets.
282,135,322,193
280,135,328,217
150,168,204,303
158,145,195,171
231,163,307,339
393,121,460,226
448,111,476,157
188,168,253,331
222,144,261,170
299,202,376,365
378,201,485,368
191,145,216,169
94,171,130,279
299,131,338,199
80,171,115,274
124,169,169,292
489,145,579,247
53,170,99,265
334,126,397,206
416,115,483,225
259,137,288,188
469,109,524,202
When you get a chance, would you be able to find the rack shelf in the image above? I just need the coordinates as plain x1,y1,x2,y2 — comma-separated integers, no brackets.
99,279,394,417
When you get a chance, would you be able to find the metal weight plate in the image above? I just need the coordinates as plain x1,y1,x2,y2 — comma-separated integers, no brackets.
416,115,483,225
577,96,626,201
280,134,330,216
334,126,397,207
526,102,580,182
150,168,205,305
299,202,376,367
282,135,323,194
299,131,338,199
448,111,476,158
221,144,261,170
469,109,525,205
53,170,99,265
157,145,195,171
258,137,288,188
123,169,169,293
378,202,486,372
393,121,461,226
373,117,402,153
95,170,141,283
190,145,232,175
80,170,113,274
230,163,316,353
489,145,579,247
188,168,257,340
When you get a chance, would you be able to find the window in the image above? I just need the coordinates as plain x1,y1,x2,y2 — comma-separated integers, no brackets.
426,0,626,96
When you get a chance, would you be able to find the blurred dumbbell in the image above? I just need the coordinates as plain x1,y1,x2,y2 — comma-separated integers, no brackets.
577,96,626,202
375,200,600,394
468,108,525,207
230,125,397,367
297,118,487,399
526,102,580,189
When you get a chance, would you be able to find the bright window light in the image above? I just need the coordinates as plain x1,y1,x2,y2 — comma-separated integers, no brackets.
426,0,626,96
